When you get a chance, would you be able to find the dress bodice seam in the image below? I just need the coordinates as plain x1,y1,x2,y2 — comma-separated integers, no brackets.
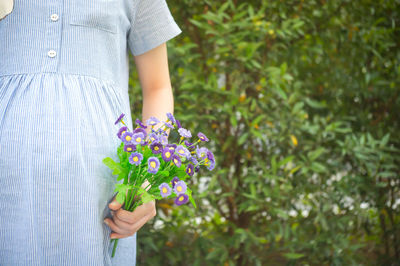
0,71,117,87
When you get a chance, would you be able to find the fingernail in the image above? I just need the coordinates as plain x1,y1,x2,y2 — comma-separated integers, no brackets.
104,219,109,225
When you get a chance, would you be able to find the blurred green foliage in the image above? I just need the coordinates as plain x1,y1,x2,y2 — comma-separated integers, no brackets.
127,0,400,265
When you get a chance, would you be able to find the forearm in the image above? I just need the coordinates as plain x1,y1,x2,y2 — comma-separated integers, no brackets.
142,86,174,137
141,86,174,190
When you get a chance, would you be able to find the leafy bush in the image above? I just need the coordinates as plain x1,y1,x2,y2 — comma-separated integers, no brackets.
128,0,400,265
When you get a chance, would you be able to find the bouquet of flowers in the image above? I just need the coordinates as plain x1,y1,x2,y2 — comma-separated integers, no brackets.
103,112,216,257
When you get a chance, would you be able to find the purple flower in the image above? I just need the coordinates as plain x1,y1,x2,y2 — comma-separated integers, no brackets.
171,176,179,188
175,119,182,129
176,145,190,159
148,133,159,143
197,132,209,142
117,126,128,139
166,144,177,152
164,121,174,129
186,163,194,177
189,156,198,165
166,112,175,123
150,142,163,154
135,118,147,129
159,183,172,197
184,140,195,150
174,194,189,205
121,132,134,144
129,152,143,166
146,116,160,127
206,160,215,171
132,132,145,145
171,154,181,168
196,146,209,160
133,127,147,139
114,113,125,125
189,156,200,173
162,147,174,162
173,180,187,194
178,128,192,138
207,151,215,162
159,135,168,145
124,144,136,153
148,157,160,174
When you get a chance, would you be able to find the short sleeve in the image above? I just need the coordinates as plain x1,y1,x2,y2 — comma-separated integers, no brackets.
127,0,182,56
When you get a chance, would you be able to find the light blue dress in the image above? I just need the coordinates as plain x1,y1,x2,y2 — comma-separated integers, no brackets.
0,0,181,265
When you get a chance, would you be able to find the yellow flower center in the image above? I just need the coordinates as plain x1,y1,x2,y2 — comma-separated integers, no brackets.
136,137,142,142
165,152,171,158
179,196,184,201
188,168,191,173
179,150,184,154
151,137,155,141
177,186,182,192
121,130,126,135
155,146,159,150
150,161,156,168
126,135,132,141
133,157,138,162
174,159,178,164
205,158,209,163
127,147,132,151
162,187,168,193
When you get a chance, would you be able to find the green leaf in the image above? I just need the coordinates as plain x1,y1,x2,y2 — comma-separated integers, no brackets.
103,157,123,175
158,170,170,177
186,187,197,209
238,132,249,145
305,98,327,109
103,157,117,169
135,187,155,205
116,191,126,205
284,253,305,259
117,168,130,181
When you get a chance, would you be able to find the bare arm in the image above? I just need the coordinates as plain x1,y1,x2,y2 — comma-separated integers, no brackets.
105,42,175,239
134,42,174,135
135,42,174,187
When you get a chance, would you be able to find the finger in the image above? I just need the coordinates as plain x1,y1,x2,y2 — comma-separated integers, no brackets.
129,213,153,235
110,232,134,239
112,212,134,230
104,218,130,236
129,200,156,221
113,209,137,224
108,197,123,211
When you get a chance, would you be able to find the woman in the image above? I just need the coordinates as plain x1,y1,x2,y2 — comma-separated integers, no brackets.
0,0,181,265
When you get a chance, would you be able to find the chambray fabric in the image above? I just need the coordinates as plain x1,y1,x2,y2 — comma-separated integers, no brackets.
0,0,181,265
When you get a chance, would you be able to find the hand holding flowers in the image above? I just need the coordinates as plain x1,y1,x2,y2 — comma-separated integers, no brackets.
104,179,156,240
103,112,216,257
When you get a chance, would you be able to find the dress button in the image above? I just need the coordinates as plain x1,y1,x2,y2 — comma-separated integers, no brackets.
48,50,57,58
50,14,59,21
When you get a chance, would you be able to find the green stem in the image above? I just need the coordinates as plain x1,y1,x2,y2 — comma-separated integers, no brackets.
111,238,119,257
127,186,138,210
159,164,172,178
131,197,144,211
